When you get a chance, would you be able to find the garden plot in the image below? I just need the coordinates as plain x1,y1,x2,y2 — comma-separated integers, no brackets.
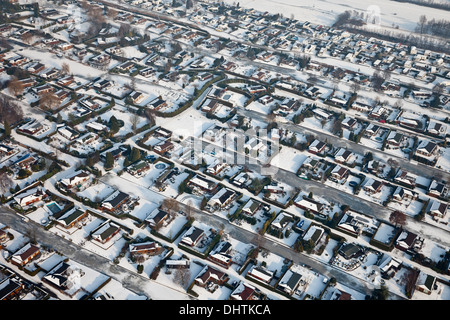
246,249,290,289
148,210,189,242
283,263,329,300
270,146,307,173
156,253,205,293
77,182,115,202
387,199,425,217
232,204,278,235
417,239,448,264
94,105,149,137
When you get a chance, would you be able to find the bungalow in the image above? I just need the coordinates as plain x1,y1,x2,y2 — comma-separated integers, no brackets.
392,186,417,202
40,68,60,80
427,199,447,218
101,190,130,213
329,165,349,183
427,180,448,199
14,186,47,208
368,105,388,120
294,196,324,215
129,241,160,258
271,212,294,232
386,131,403,148
334,148,353,164
127,160,150,176
55,208,88,229
427,121,446,137
91,221,121,244
59,170,90,190
308,139,326,155
247,266,273,284
145,208,170,229
27,62,45,74
280,98,299,111
342,117,357,130
11,243,40,267
129,91,145,104
0,278,23,301
195,265,229,287
415,140,438,158
154,127,172,139
393,170,416,189
395,230,418,252
57,75,75,87
364,124,381,138
277,270,302,296
180,226,205,247
230,282,261,300
116,61,134,72
188,175,217,193
416,272,436,295
207,188,236,210
147,97,167,110
153,140,174,155
242,199,261,216
208,241,233,269
302,225,324,245
363,178,383,194
166,259,190,269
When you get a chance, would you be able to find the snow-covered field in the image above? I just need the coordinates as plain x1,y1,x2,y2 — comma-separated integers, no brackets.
223,0,450,33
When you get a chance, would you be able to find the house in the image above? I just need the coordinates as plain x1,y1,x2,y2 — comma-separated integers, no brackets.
277,270,302,295
363,178,383,194
180,226,205,247
294,196,324,215
334,148,353,164
101,190,130,213
145,208,170,229
364,124,380,138
127,160,150,176
154,127,172,139
393,170,416,189
129,91,145,104
392,186,417,202
395,230,418,252
59,170,90,190
280,98,299,111
194,265,228,287
368,105,388,120
0,278,23,300
341,117,357,130
386,131,403,148
302,225,324,245
129,241,160,257
55,208,88,229
427,180,448,199
329,165,349,183
247,266,273,284
147,97,167,110
166,259,190,269
116,61,135,72
207,188,236,211
416,272,436,295
308,139,326,155
14,186,47,208
11,243,40,267
153,140,174,155
242,199,261,216
230,282,262,300
58,126,80,140
91,221,121,244
338,242,364,260
415,140,438,158
427,199,447,218
208,241,233,269
188,175,217,193
427,121,446,137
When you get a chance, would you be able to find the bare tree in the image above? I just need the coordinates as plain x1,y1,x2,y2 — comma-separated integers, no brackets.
7,78,24,97
173,268,191,287
130,113,140,134
0,171,13,194
162,198,179,217
61,62,70,75
39,92,59,110
389,210,407,228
